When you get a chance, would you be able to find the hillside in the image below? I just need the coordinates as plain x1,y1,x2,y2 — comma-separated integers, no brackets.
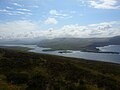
109,36,120,45
37,36,120,52
0,48,120,90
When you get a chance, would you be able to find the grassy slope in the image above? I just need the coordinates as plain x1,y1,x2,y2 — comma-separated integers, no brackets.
0,48,120,90
0,46,30,51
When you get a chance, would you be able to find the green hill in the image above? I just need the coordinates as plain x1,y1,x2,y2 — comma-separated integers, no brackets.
37,38,108,52
37,36,120,52
0,48,120,90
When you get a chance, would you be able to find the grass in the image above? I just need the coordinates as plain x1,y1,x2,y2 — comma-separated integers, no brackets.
0,48,120,90
0,46,31,51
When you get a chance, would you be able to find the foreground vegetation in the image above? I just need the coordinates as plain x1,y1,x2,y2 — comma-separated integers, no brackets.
0,46,30,51
0,48,120,90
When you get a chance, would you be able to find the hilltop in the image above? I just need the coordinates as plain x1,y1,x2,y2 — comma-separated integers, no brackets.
0,48,120,90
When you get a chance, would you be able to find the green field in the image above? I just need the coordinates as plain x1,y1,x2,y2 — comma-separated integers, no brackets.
0,48,120,90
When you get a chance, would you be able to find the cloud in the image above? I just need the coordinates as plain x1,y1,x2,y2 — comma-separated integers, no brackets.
9,11,32,16
0,1,31,16
6,7,13,10
42,21,120,38
0,9,13,15
15,11,32,15
0,8,32,16
0,9,9,13
12,3,23,7
0,21,120,39
89,0,120,9
0,20,38,33
63,22,118,37
44,17,58,25
39,21,120,38
49,10,68,16
16,8,31,12
49,9,71,18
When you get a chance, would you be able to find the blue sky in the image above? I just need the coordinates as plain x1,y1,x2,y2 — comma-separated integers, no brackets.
0,0,120,39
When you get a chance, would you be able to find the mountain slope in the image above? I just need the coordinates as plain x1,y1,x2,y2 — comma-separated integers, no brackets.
109,36,120,45
37,36,120,52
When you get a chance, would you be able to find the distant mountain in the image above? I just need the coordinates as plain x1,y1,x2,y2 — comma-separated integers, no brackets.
0,38,41,45
37,36,120,52
109,36,120,45
1,36,120,52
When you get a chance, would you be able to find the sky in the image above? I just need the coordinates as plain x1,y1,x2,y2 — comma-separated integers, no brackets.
0,0,120,39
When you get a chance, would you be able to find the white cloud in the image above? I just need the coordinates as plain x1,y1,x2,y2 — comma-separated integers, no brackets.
0,9,9,13
17,8,31,12
9,11,32,16
49,10,68,16
44,17,58,25
6,7,13,10
0,20,38,33
0,3,31,16
12,3,23,7
49,9,70,18
89,0,120,9
0,8,32,16
0,1,32,16
43,21,120,38
16,11,26,15
39,21,120,38
0,21,120,39
49,10,59,15
0,9,14,15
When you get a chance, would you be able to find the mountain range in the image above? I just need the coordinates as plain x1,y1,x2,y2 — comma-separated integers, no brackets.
0,36,120,52
37,36,120,52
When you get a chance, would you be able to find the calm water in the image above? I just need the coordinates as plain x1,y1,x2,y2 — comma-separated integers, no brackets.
1,44,120,64
97,45,120,53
